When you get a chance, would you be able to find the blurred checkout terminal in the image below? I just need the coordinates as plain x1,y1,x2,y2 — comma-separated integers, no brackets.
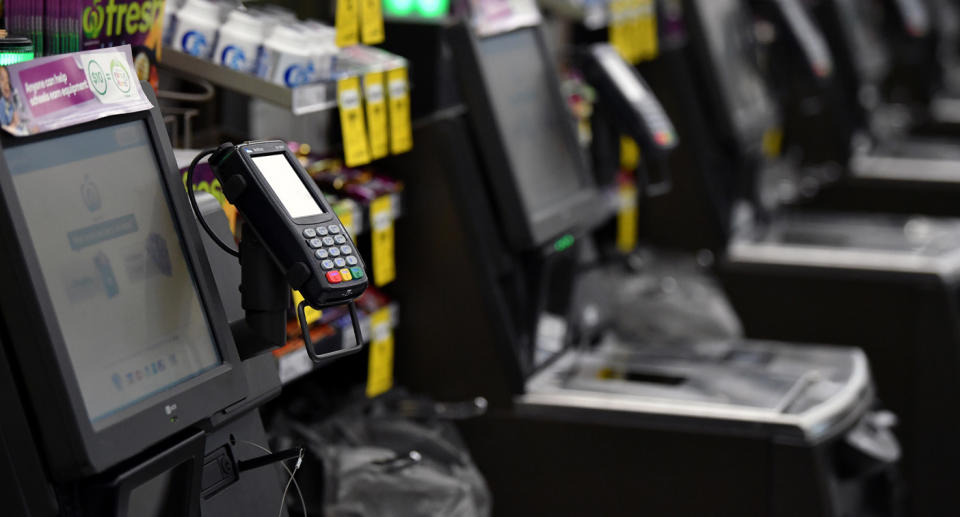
5,0,960,516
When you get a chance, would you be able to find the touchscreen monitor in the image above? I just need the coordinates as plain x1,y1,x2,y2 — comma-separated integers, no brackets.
695,0,777,142
477,29,591,223
4,121,221,431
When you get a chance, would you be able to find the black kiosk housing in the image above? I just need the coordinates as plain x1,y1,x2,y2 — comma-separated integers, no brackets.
779,0,960,216
645,0,960,514
0,107,246,482
384,18,896,517
0,86,286,516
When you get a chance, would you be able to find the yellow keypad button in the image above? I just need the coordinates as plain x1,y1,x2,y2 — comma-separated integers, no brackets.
339,268,353,281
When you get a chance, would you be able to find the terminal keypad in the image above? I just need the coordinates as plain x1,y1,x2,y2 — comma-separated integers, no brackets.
305,224,361,282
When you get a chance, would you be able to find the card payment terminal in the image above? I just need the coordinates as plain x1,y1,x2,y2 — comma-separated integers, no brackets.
190,140,369,362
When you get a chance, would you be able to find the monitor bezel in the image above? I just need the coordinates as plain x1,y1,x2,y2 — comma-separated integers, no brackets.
0,93,246,480
447,22,601,251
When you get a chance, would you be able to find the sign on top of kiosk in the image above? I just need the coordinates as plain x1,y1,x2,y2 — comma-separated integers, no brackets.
470,0,542,35
1,45,152,136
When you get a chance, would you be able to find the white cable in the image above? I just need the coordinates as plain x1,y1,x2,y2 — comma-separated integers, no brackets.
278,449,304,517
239,440,309,517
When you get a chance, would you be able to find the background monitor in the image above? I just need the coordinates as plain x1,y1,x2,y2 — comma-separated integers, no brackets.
478,30,588,223
450,23,601,250
832,0,890,85
0,103,244,479
687,0,779,150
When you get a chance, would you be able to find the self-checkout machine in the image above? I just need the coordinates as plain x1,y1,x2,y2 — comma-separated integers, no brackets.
0,47,369,516
778,0,960,217
653,1,960,514
379,6,899,514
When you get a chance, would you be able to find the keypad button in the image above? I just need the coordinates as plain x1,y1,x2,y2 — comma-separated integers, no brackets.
340,245,352,255
328,225,341,234
315,249,329,259
334,234,346,244
350,267,364,279
316,226,329,236
346,255,358,266
339,268,353,281
302,228,317,239
329,247,341,257
322,236,335,246
334,257,346,268
326,271,342,284
321,259,335,270
308,238,323,248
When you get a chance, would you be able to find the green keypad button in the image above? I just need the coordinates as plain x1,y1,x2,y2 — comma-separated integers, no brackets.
350,267,364,279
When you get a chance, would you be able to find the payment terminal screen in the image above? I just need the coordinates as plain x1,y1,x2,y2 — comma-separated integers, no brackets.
251,153,324,219
479,29,587,221
5,121,221,431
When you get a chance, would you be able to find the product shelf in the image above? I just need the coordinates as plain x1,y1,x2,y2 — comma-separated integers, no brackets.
160,47,409,115
161,49,336,114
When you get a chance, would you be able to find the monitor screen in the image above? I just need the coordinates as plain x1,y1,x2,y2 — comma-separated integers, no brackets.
833,0,889,83
477,29,588,221
4,121,221,431
251,153,324,219
696,0,776,139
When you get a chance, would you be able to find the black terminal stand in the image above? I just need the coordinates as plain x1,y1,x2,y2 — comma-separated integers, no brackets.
234,225,288,360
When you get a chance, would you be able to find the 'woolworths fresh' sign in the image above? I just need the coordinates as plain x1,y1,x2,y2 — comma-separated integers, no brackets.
83,0,166,39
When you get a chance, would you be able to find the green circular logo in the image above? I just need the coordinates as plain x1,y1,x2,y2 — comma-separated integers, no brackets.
110,59,132,93
87,60,108,95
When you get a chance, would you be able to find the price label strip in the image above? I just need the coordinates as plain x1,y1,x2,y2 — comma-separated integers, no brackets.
278,347,313,385
637,0,659,62
617,179,639,253
361,0,385,45
371,195,396,286
364,72,390,160
335,0,361,47
386,68,413,155
292,290,322,325
336,203,358,240
624,0,643,64
338,77,372,167
609,0,631,61
620,136,640,170
365,307,394,398
762,126,784,158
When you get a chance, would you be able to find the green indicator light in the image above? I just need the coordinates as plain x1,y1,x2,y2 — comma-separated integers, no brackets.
384,0,417,17
0,35,35,67
554,234,575,252
0,51,34,66
417,0,450,18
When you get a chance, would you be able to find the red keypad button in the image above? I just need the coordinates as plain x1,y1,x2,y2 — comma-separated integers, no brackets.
326,270,342,284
